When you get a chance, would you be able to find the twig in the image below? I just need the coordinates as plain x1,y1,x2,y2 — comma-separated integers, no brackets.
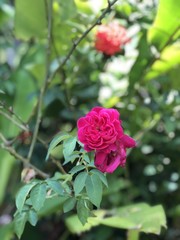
0,110,27,131
27,0,53,162
0,104,67,174
0,101,29,130
0,133,7,144
51,158,67,174
0,133,49,179
27,0,118,162
49,0,119,81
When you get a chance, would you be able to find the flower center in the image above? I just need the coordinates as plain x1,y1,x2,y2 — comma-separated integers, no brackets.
96,125,101,131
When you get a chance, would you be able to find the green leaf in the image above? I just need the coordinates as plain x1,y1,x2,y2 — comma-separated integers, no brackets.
129,31,152,88
127,230,140,240
63,197,76,213
102,204,167,235
45,132,70,161
76,199,90,225
145,43,180,80
90,169,108,187
15,182,37,212
74,0,93,14
85,174,102,208
69,165,86,175
59,0,77,21
148,0,180,50
74,172,88,195
15,0,47,40
46,179,64,196
63,136,77,163
65,203,166,235
63,153,79,165
28,210,38,226
50,172,63,181
65,209,106,233
30,183,46,211
38,196,68,217
14,212,28,239
83,153,90,163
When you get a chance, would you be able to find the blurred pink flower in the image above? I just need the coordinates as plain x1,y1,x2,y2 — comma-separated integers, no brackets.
95,22,130,56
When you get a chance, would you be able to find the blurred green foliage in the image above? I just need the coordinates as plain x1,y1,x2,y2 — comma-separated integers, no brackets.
0,0,179,239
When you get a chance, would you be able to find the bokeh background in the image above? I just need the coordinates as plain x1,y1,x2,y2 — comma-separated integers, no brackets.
0,0,179,239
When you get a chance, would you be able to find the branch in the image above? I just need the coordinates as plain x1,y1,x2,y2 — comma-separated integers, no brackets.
27,0,53,161
0,110,27,131
0,133,49,179
0,101,29,131
0,103,67,174
49,0,119,81
27,0,118,161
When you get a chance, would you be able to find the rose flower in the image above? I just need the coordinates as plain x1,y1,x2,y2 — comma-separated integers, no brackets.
77,107,136,173
94,21,130,56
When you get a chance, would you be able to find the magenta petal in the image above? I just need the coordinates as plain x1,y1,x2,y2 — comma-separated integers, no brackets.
91,106,103,113
95,151,107,166
121,134,136,148
108,143,117,152
118,146,126,166
104,154,121,173
95,149,124,173
109,108,120,120
84,144,93,152
77,128,86,142
77,117,87,128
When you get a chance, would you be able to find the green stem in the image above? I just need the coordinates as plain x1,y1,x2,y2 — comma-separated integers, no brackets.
27,0,53,162
50,0,118,81
127,230,140,240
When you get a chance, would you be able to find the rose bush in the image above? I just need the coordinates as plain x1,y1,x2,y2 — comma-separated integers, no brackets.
77,107,136,173
94,21,130,55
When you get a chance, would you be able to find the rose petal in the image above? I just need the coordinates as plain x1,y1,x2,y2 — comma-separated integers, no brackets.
95,151,107,166
91,106,103,113
84,144,93,152
104,154,121,173
121,135,136,148
77,117,87,128
95,151,121,173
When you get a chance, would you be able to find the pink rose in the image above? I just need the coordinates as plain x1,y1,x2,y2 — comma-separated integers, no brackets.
77,106,136,173
77,107,123,152
95,135,136,173
95,22,130,56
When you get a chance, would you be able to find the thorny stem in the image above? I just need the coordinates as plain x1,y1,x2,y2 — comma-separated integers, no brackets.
27,0,53,162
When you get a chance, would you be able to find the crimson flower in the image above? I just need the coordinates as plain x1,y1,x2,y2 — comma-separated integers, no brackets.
95,21,130,56
77,107,136,173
